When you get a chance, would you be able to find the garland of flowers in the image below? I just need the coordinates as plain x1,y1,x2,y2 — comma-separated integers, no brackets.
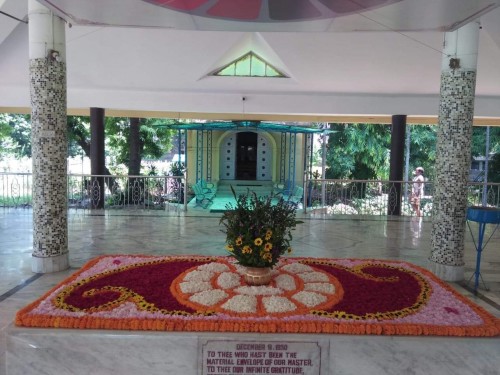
15,255,500,337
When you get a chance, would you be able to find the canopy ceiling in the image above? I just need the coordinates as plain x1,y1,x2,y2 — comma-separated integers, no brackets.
154,120,331,133
1,0,500,123
35,0,500,32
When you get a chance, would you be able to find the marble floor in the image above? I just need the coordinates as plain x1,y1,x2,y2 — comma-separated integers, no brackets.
0,208,499,374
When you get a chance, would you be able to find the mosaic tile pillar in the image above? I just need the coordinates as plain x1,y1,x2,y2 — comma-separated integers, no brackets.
430,21,480,282
29,0,69,273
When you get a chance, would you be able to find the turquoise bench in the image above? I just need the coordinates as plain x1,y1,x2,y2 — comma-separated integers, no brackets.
284,186,304,207
200,179,217,194
192,182,216,208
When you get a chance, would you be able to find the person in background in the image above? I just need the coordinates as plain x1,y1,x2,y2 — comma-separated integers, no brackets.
411,167,425,217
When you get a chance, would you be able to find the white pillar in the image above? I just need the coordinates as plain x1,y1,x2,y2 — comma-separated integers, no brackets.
29,0,69,273
430,21,480,281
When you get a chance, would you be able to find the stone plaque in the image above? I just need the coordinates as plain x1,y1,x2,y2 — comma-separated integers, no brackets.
200,339,328,375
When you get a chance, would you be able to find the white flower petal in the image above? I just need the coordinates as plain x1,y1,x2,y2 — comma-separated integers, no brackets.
235,285,282,296
198,262,230,273
179,281,212,294
222,295,257,313
298,272,329,282
280,263,314,274
292,291,327,307
275,274,296,291
189,289,228,306
304,282,335,294
183,270,213,282
217,272,242,289
262,296,297,313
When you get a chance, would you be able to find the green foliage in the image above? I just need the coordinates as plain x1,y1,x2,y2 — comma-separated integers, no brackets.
0,116,11,139
407,125,437,181
169,161,185,177
106,117,174,171
488,153,500,183
168,161,186,201
106,117,133,167
0,114,175,176
1,114,84,158
471,126,500,183
219,187,302,268
147,165,158,176
324,123,438,182
471,126,500,156
67,116,90,157
0,114,31,157
325,123,391,180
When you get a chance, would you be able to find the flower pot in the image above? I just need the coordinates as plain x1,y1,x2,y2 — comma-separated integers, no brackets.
243,266,272,286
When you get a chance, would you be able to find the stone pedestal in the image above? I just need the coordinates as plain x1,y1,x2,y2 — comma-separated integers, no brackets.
6,325,499,375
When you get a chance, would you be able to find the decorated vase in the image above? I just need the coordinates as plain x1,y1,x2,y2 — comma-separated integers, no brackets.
243,266,272,286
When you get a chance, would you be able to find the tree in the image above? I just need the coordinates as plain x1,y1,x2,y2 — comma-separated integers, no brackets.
2,115,175,172
0,115,12,141
488,153,500,182
325,123,391,180
105,117,175,173
324,123,439,182
406,124,437,181
0,114,31,158
470,126,500,183
70,116,176,203
471,126,500,157
67,115,91,157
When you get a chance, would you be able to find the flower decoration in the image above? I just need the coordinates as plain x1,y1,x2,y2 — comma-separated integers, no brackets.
15,255,500,336
219,187,303,268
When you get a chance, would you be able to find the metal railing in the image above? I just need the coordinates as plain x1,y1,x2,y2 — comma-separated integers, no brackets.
467,181,500,207
303,179,499,216
1,173,185,213
1,172,499,216
67,174,186,213
304,179,433,216
0,172,32,207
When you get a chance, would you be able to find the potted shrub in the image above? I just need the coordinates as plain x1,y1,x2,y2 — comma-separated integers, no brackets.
219,187,302,285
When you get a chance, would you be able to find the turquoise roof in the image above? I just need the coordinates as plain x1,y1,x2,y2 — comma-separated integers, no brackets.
153,120,331,134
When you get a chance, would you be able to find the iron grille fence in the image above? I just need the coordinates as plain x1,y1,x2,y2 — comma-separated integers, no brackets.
1,173,499,216
1,173,185,213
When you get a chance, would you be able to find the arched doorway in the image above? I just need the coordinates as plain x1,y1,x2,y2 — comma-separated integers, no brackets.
237,132,257,180
220,131,273,181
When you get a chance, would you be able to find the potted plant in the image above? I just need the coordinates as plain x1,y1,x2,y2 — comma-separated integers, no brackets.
219,187,303,285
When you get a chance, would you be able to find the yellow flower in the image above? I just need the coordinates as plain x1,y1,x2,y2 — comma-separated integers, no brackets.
225,244,234,252
235,236,243,246
287,247,292,254
254,237,263,246
262,253,273,262
265,230,272,240
242,245,252,254
264,243,272,252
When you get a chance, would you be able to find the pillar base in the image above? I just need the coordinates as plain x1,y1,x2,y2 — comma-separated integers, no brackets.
32,253,69,273
428,260,464,282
